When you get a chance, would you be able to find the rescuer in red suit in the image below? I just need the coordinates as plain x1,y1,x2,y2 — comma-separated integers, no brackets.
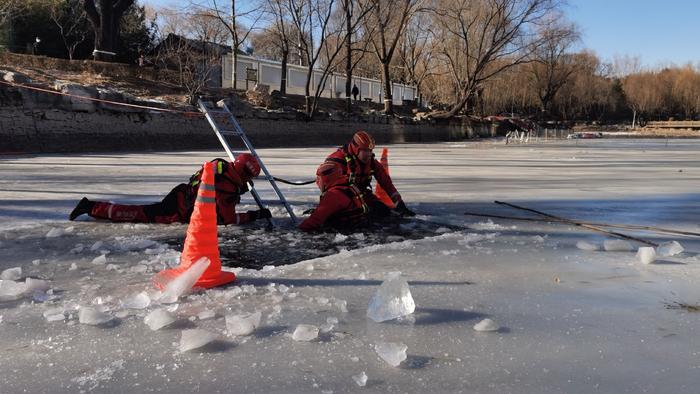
324,131,415,218
299,161,372,232
68,154,271,225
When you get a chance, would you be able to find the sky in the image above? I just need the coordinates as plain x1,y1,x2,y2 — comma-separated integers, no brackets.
566,0,699,67
144,0,700,68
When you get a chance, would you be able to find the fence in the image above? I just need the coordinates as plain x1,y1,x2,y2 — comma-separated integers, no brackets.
221,54,416,105
505,128,575,144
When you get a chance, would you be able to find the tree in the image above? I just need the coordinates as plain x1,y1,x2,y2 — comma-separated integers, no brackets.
49,0,89,60
287,0,369,118
83,0,136,62
363,0,422,114
430,0,560,118
116,2,157,63
192,0,262,90
258,0,296,93
398,9,435,107
529,15,579,116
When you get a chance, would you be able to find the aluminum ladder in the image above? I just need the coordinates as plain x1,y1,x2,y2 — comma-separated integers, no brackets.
197,98,298,225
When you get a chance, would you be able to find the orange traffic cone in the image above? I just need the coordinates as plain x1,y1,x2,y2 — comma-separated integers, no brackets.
153,162,236,290
374,148,395,208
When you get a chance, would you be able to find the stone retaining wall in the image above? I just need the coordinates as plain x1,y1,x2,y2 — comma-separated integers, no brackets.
0,106,480,153
0,75,485,153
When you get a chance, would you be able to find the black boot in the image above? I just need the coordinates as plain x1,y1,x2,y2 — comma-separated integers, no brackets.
69,197,95,221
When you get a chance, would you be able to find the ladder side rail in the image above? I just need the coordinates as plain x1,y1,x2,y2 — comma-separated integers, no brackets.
198,100,274,228
220,102,298,222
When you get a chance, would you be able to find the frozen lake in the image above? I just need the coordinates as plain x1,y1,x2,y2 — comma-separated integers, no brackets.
1,139,699,393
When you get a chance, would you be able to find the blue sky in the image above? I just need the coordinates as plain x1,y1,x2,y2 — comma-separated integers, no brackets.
143,0,699,67
567,0,699,67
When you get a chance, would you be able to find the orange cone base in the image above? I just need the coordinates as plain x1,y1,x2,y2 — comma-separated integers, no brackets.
153,267,236,290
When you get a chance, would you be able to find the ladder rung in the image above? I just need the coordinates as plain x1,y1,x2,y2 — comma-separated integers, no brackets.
220,130,244,136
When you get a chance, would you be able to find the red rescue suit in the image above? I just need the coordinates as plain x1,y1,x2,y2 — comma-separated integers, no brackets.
89,159,256,225
299,184,370,232
325,145,401,205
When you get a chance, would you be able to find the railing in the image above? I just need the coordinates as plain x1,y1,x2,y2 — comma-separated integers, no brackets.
505,128,576,144
645,121,700,129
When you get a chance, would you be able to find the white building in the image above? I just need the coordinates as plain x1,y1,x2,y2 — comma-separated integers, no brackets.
222,53,417,106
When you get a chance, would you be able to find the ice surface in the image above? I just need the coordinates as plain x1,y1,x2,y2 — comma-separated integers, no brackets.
352,371,368,387
292,324,319,341
158,257,210,304
90,241,104,251
78,307,113,325
121,292,151,309
367,272,415,322
91,254,107,265
473,318,500,332
657,241,684,257
576,241,599,251
179,329,218,352
1,267,22,281
603,239,634,252
636,247,656,265
374,341,407,367
144,309,176,330
225,311,262,336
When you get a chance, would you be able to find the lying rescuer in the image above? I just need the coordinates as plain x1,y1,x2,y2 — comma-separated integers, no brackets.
299,161,372,232
324,130,415,218
68,154,271,225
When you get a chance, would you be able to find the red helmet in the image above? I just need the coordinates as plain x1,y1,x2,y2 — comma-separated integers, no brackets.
316,161,346,191
348,131,375,156
233,153,261,181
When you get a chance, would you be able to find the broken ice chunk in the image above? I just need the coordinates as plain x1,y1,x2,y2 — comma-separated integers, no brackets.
292,324,319,341
0,280,27,301
576,241,599,251
90,241,104,252
179,329,218,352
46,228,65,238
121,292,151,309
25,278,50,293
352,371,368,387
225,312,262,336
197,309,216,320
473,318,500,332
78,306,113,325
157,257,210,304
374,341,407,367
657,241,684,257
367,272,415,322
1,267,22,281
636,247,656,265
603,239,633,252
91,254,107,265
144,309,176,330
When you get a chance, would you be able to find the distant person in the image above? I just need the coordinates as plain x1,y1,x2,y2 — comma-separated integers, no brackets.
69,155,271,225
323,131,415,218
352,84,359,102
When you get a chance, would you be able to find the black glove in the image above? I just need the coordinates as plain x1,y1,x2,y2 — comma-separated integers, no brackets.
247,208,272,220
394,200,416,217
